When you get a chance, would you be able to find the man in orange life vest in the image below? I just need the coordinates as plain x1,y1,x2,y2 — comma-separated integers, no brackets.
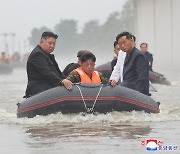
63,52,108,90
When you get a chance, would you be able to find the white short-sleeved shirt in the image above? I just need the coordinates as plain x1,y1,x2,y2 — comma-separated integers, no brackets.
110,50,126,82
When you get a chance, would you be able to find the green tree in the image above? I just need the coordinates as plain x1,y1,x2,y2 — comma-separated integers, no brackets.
98,0,135,55
99,12,123,53
80,20,100,50
54,19,79,54
120,0,135,33
28,0,136,57
28,27,51,47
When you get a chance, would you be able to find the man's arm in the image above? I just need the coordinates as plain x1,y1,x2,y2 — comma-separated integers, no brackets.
110,53,123,82
66,71,81,83
29,52,62,86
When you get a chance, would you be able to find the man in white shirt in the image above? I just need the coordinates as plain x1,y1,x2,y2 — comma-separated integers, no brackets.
110,41,126,86
110,32,149,95
110,35,136,86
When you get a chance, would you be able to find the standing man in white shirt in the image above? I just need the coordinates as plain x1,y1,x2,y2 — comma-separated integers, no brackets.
110,40,126,86
110,35,136,86
110,32,149,95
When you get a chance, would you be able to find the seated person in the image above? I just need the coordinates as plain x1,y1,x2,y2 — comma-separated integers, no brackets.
63,52,108,90
63,50,91,76
0,52,10,63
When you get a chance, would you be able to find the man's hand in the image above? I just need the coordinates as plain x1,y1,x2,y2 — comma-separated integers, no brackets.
110,80,117,87
62,79,73,90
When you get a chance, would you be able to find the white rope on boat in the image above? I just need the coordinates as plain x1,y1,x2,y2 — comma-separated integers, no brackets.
75,84,103,113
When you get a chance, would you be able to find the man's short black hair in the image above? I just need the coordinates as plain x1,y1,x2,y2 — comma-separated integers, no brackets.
41,31,58,39
132,35,136,42
77,50,91,58
140,42,148,47
113,41,118,48
80,52,96,63
116,31,134,41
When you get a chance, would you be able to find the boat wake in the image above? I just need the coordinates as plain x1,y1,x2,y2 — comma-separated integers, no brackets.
0,107,180,126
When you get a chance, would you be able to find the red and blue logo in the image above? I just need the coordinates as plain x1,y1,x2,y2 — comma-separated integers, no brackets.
146,139,158,151
140,139,178,151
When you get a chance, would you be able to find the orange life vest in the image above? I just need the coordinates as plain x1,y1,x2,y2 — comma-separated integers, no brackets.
75,67,101,84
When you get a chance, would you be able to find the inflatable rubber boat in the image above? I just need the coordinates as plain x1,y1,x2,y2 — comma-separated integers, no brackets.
149,71,171,85
95,62,171,85
17,84,160,118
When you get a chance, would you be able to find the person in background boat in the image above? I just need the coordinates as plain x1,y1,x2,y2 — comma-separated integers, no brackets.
110,31,149,96
25,31,71,97
0,52,10,63
63,50,91,76
11,52,21,62
140,43,153,71
63,52,108,90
